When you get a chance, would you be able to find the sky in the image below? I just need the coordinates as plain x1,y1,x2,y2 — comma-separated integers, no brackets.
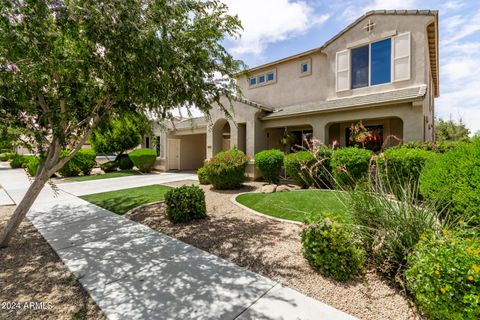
219,0,480,134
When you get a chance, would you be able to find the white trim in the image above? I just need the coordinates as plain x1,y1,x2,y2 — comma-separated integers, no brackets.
392,32,411,82
248,68,277,89
336,50,350,92
299,58,312,77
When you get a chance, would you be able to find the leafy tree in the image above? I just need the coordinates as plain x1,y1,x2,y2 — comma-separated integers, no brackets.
0,123,21,152
0,0,241,247
90,112,151,158
435,117,470,142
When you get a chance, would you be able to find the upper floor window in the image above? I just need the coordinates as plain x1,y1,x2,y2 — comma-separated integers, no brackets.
336,32,410,92
299,59,312,77
249,69,276,88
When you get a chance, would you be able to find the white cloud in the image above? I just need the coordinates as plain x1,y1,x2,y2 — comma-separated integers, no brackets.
364,0,418,11
443,10,480,44
441,1,464,10
221,0,329,56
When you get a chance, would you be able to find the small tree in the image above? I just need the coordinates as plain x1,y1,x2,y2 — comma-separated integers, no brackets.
90,112,151,159
435,117,470,142
0,0,242,247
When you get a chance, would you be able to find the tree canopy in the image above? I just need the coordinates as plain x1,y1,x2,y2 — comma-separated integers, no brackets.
90,112,151,156
0,0,242,246
435,117,470,142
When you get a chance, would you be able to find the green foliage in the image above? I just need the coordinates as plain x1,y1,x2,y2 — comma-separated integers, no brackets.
117,154,134,170
90,112,151,156
377,148,436,188
10,154,31,169
128,148,157,173
347,182,444,277
405,229,480,320
284,151,315,188
301,216,365,281
420,139,480,226
395,140,465,153
58,149,97,177
330,147,373,188
100,161,118,173
26,156,40,176
164,185,207,223
435,118,470,142
0,152,15,161
205,149,248,189
197,165,210,185
254,149,284,184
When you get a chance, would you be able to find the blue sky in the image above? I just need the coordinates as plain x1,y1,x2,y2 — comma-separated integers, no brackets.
220,0,480,134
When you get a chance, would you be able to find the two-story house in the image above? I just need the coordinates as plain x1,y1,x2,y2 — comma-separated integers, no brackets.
149,10,439,177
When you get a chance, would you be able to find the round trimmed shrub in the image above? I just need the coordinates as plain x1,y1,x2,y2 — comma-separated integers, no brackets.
330,147,373,187
58,149,97,177
377,148,436,186
197,165,210,185
128,148,157,173
254,149,284,184
10,154,29,168
420,139,480,226
101,160,118,173
301,216,365,281
284,151,315,188
117,154,134,170
405,229,480,320
164,185,207,223
206,149,248,190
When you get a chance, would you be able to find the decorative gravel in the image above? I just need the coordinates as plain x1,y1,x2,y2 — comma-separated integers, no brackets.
0,206,106,320
125,180,422,320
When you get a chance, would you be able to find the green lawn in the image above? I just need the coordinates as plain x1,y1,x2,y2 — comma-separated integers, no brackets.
236,190,350,222
81,184,172,215
67,170,142,182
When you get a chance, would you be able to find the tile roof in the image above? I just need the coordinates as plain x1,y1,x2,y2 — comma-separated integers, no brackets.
262,85,427,120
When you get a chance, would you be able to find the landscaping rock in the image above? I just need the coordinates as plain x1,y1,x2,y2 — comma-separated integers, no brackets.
276,184,301,192
261,184,277,193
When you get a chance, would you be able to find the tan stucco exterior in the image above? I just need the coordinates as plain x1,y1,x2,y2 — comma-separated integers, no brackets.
149,10,439,178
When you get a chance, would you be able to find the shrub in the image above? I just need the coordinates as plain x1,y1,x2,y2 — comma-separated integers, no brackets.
301,215,365,281
420,139,480,226
347,182,444,277
254,149,284,184
128,148,157,173
101,161,118,173
0,152,15,161
405,229,480,320
26,156,41,176
377,148,436,188
164,185,207,223
10,154,29,168
205,149,248,189
117,154,134,170
395,140,466,153
58,149,97,177
197,165,210,185
330,147,373,188
284,151,315,188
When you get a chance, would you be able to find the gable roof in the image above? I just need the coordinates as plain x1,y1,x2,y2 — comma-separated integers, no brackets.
239,10,439,97
262,85,427,120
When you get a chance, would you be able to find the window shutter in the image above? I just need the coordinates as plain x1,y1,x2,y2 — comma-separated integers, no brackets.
392,32,411,82
336,50,350,91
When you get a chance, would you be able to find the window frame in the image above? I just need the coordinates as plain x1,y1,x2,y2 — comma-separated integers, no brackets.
299,58,312,77
248,68,277,88
392,32,411,82
336,50,350,92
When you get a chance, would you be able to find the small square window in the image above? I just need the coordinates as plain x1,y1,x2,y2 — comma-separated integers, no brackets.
267,72,275,81
301,63,308,73
249,77,256,86
258,75,265,83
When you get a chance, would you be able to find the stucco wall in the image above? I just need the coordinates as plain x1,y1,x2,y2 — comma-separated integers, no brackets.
169,133,206,170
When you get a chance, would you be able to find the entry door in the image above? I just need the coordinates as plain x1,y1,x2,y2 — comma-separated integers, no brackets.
168,139,180,170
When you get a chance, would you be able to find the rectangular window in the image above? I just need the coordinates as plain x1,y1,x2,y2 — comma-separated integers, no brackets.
258,74,265,84
371,38,391,85
155,136,161,157
266,72,275,82
249,77,256,86
301,63,308,73
351,45,369,89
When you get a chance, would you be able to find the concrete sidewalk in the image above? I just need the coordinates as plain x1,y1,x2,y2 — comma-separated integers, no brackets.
0,168,356,320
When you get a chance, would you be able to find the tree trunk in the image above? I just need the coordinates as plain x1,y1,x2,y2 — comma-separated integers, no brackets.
0,172,49,248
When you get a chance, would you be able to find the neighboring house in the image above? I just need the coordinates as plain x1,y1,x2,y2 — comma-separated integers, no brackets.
146,10,439,177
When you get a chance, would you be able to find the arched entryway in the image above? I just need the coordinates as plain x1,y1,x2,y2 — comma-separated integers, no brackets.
212,119,231,156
